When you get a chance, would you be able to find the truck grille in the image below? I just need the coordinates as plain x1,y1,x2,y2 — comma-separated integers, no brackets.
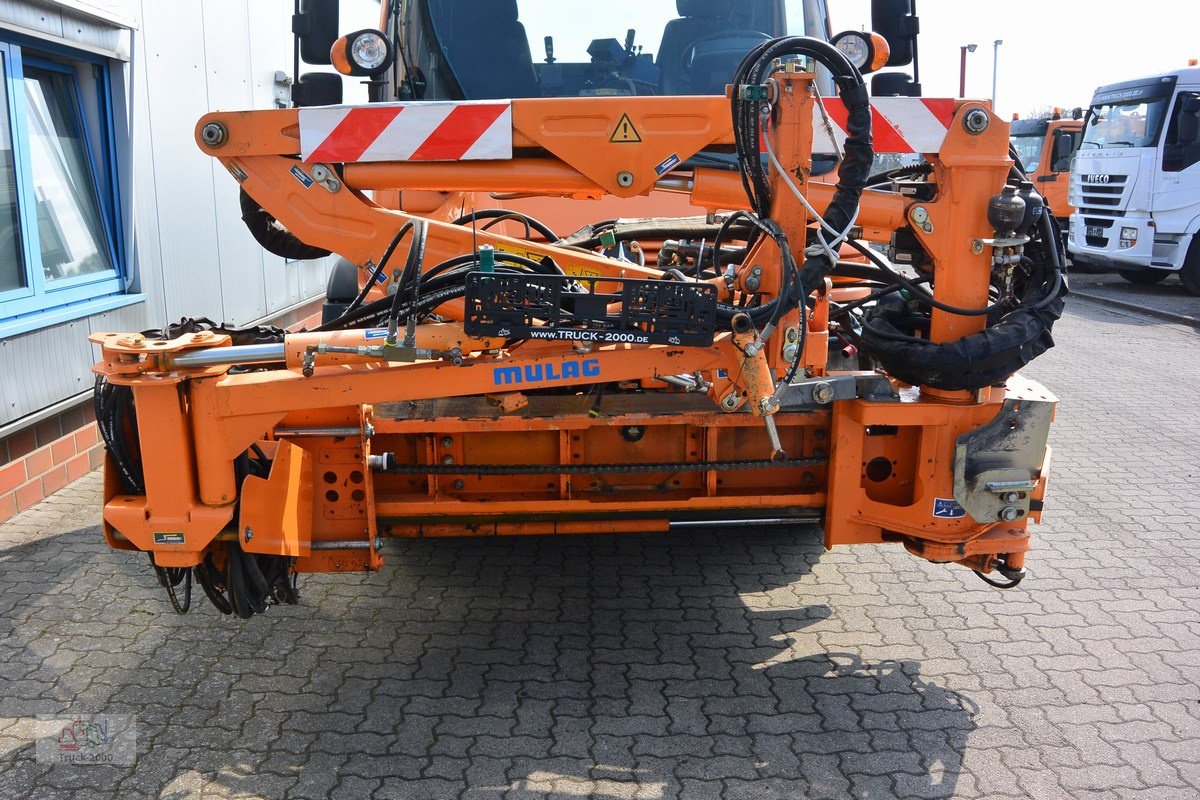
1077,174,1128,247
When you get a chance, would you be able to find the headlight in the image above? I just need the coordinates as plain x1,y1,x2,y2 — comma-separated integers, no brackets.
331,29,394,77
1119,227,1138,249
830,31,891,74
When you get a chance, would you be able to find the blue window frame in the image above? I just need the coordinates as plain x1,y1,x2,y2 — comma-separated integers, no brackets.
0,35,125,329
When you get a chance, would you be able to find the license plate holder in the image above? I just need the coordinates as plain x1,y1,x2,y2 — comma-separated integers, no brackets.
465,273,717,346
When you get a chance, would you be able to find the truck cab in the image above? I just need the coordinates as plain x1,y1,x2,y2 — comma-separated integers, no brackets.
388,0,836,102
375,0,839,231
1010,113,1082,232
1069,67,1200,293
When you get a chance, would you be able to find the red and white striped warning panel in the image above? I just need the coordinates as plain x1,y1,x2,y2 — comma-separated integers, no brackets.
299,101,513,164
812,98,957,154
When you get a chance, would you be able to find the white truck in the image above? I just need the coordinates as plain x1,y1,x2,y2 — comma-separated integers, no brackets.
1069,66,1200,294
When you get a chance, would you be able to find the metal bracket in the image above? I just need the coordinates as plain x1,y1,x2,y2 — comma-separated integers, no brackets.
952,398,1053,524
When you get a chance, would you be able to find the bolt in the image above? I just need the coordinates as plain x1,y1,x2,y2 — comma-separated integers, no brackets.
999,506,1021,522
443,455,454,465
1001,491,1020,504
616,170,635,187
200,121,227,147
441,436,453,447
244,527,254,542
453,479,465,490
812,429,826,441
812,382,835,404
972,240,985,255
910,206,929,225
721,393,740,411
310,164,332,182
963,108,990,134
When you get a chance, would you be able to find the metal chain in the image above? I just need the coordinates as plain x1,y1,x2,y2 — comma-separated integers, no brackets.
382,457,826,476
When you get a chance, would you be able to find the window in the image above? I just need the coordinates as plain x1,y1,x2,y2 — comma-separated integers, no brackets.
1010,133,1044,173
1081,96,1170,151
1163,92,1200,173
0,37,124,328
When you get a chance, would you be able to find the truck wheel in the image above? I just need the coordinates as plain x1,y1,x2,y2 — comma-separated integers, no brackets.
1181,238,1200,296
1115,269,1170,285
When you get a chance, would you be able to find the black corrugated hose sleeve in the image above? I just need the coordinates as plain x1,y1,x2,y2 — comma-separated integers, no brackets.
239,188,332,261
860,211,1067,391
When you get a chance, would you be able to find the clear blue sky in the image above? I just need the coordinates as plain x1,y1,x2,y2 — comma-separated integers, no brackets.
835,0,1198,115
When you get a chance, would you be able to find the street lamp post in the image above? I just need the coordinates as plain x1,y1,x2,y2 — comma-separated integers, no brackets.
992,39,1004,108
959,43,977,98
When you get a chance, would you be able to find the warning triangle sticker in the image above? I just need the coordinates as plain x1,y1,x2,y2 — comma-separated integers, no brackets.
610,113,642,143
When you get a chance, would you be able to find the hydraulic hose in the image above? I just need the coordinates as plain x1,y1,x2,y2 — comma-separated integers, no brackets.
239,188,331,261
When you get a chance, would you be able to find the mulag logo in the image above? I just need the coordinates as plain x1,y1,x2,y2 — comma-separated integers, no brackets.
494,359,600,386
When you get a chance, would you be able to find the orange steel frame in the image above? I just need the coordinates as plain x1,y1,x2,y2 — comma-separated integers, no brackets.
91,70,1054,579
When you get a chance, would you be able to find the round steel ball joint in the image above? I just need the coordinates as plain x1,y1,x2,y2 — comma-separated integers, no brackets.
963,108,990,135
200,122,228,148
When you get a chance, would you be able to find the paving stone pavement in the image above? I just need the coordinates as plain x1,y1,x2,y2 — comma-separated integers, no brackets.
0,301,1198,800
1067,269,1200,326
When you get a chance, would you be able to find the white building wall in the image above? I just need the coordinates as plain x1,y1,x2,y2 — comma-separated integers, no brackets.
0,0,381,427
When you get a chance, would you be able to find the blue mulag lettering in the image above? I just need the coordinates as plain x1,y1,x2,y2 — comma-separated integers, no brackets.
494,358,600,386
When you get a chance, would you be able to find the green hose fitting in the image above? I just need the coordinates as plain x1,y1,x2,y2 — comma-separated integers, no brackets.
478,244,495,273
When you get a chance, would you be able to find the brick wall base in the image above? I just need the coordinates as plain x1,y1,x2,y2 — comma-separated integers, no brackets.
0,403,104,524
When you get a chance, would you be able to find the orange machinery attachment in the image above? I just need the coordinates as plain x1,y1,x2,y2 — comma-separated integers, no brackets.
90,41,1065,618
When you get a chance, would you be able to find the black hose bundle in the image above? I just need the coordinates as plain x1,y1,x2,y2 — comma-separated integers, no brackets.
147,316,287,345
859,212,1068,391
451,209,559,242
223,542,299,619
729,36,873,290
94,377,143,494
240,188,331,261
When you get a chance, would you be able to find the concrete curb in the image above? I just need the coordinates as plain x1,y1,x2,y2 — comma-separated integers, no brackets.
1070,290,1200,330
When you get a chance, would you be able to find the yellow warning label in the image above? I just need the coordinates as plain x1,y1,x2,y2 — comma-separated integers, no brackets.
610,113,642,143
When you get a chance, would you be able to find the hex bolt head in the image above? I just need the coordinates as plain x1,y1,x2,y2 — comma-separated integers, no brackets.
721,393,740,410
244,527,254,542
200,122,228,147
812,382,835,404
999,506,1021,522
1001,491,1020,503
453,479,465,490
441,436,453,447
